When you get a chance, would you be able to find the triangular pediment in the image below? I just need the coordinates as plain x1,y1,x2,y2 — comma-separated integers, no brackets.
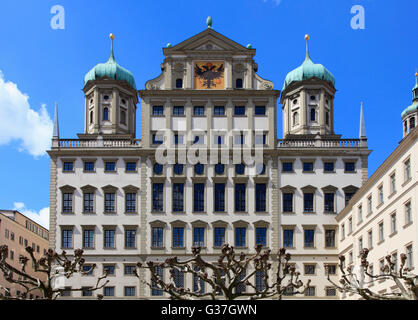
164,28,252,54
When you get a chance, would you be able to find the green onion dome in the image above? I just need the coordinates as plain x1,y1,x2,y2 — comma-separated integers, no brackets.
401,74,418,118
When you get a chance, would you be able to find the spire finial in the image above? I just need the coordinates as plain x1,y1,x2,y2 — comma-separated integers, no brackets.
359,102,366,138
415,69,418,84
109,33,115,61
206,16,212,29
53,102,59,139
304,34,310,60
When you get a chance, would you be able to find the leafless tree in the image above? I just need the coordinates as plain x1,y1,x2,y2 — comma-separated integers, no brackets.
0,245,109,300
135,244,311,300
327,248,418,300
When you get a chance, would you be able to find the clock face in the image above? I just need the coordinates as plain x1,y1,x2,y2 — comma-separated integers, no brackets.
194,61,225,89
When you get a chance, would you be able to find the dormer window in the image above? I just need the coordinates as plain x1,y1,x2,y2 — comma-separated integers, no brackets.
176,78,183,88
103,107,109,121
236,78,243,89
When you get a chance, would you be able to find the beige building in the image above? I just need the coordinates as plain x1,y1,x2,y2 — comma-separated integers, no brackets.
337,79,418,298
0,210,50,299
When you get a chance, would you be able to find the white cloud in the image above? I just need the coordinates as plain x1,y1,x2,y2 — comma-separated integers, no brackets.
0,70,53,157
13,202,50,229
263,0,282,5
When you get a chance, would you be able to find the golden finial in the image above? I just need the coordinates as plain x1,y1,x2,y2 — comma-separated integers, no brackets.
109,33,115,40
304,34,310,41
304,34,310,60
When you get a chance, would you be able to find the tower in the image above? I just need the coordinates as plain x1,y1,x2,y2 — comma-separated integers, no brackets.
82,34,138,138
280,35,336,138
401,72,418,137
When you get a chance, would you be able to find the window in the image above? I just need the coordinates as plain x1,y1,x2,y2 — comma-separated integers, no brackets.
84,161,95,172
325,229,335,248
126,162,136,172
152,227,163,248
303,193,314,212
105,161,116,171
61,229,73,249
193,266,205,294
172,227,184,248
390,173,396,194
193,106,204,116
152,134,163,144
345,192,354,206
405,202,412,225
378,186,384,204
327,265,337,275
255,271,265,292
326,288,336,297
283,193,293,212
283,229,294,247
62,193,73,212
61,287,71,297
292,112,299,126
172,183,184,212
310,108,316,121
282,162,293,172
235,163,245,175
324,193,335,213
193,183,205,212
236,270,246,294
103,265,115,276
152,183,164,212
303,162,314,172
83,229,94,249
175,78,183,88
378,222,384,242
104,229,115,248
174,134,183,145
82,265,93,276
304,229,315,247
193,135,204,144
255,106,266,115
124,265,135,275
63,161,74,172
367,196,373,215
215,163,225,175
10,233,14,241
235,183,246,212
234,134,245,145
90,111,93,124
235,227,246,247
120,110,126,125
406,245,413,269
173,163,183,175
404,159,411,181
173,106,184,116
255,184,267,212
345,162,355,172
103,107,109,121
125,229,136,248
368,230,373,249
324,162,334,172
358,205,363,222
214,227,225,247
391,252,398,273
304,264,315,275
236,78,243,88
193,227,205,247
214,106,225,116
124,287,136,297
255,227,267,247
104,287,114,297
152,106,163,116
104,193,115,212
5,229,9,239
152,266,164,296
255,133,267,146
194,163,204,175
325,111,330,126
173,268,184,290
358,237,363,252
348,217,353,233
391,213,397,234
234,106,245,115
9,250,14,260
125,193,136,213
82,287,93,297
214,183,225,212
305,287,315,296
153,163,163,175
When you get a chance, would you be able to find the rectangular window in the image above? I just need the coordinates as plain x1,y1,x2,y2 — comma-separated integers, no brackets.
172,183,184,212
193,183,205,212
349,217,353,233
172,227,184,248
378,186,384,204
214,183,225,212
255,106,266,115
255,227,267,247
152,183,164,212
61,229,73,249
83,229,94,249
63,162,73,172
234,134,245,145
303,162,314,172
304,229,315,247
152,106,164,116
304,264,315,275
283,229,294,247
345,162,355,172
326,288,336,297
368,230,373,249
345,192,354,206
152,134,163,144
325,229,335,248
193,227,205,247
124,265,135,275
379,222,384,242
124,287,135,297
234,106,245,115
358,205,363,222
404,159,411,181
392,252,398,273
236,270,246,294
282,162,293,172
255,184,266,212
193,106,205,116
152,227,163,248
405,202,412,224
255,133,267,146
327,265,337,275
324,193,335,212
104,193,115,212
235,227,246,247
103,265,115,275
359,237,363,251
324,162,334,172
82,287,93,297
214,227,225,247
406,245,413,269
125,229,136,248
305,287,315,296
152,266,163,296
126,162,136,172
255,271,266,291
214,106,225,116
83,193,94,213
84,161,95,171
104,287,115,297
303,193,314,212
104,229,115,248
125,193,136,213
174,134,184,145
283,193,293,212
62,193,73,213
173,106,184,116
235,183,246,212
105,161,116,171
367,196,372,215
173,268,184,290
82,265,93,276
390,173,396,194
391,213,397,233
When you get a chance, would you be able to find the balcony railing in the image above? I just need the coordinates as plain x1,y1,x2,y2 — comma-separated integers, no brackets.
57,139,141,148
277,138,364,148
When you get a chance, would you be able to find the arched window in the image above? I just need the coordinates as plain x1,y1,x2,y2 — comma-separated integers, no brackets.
174,164,183,175
103,107,109,121
153,163,163,175
176,78,183,88
235,164,245,175
194,163,204,175
293,112,299,126
120,110,126,125
310,108,316,122
90,111,94,124
410,117,416,129
215,163,225,175
236,78,243,89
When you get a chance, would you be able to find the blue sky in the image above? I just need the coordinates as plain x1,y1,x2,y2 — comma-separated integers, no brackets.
0,0,416,227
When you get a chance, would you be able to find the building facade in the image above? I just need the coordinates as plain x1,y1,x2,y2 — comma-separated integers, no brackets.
337,79,418,299
0,210,50,299
48,22,371,299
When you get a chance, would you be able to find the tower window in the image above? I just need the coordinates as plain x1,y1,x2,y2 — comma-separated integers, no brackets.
310,95,316,101
236,78,243,88
120,110,126,125
410,117,416,129
104,95,109,101
310,108,316,121
292,112,299,126
176,78,183,88
293,99,298,105
103,107,109,121
90,111,93,124
90,99,93,104
326,111,330,126
121,99,126,105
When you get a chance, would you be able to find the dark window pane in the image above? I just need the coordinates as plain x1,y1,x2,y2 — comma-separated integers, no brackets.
214,227,225,247
304,193,314,212
193,183,205,212
304,229,315,247
255,227,266,247
152,183,164,212
173,227,184,247
126,162,136,171
345,162,355,172
194,163,204,175
84,161,94,171
215,163,224,175
236,78,243,88
235,227,246,247
283,229,294,247
172,183,184,212
152,227,163,248
176,78,183,88
152,106,164,116
324,193,334,212
283,193,293,212
214,183,225,212
214,106,225,116
125,229,136,248
105,162,116,171
255,184,266,212
255,106,266,115
173,106,184,116
235,183,246,212
193,227,205,247
282,162,293,172
235,164,245,175
173,164,183,175
303,162,313,172
125,193,136,212
324,162,334,172
193,106,204,116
